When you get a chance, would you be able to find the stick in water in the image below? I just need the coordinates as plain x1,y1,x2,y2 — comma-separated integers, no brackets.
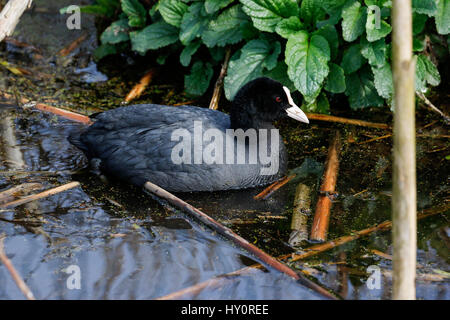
310,131,341,241
143,181,338,300
0,182,80,209
0,235,35,300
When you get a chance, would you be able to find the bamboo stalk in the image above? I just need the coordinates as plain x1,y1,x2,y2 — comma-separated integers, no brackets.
209,48,231,110
253,174,295,200
391,0,416,300
289,183,311,246
310,131,341,241
0,182,80,209
143,181,338,300
124,69,157,103
0,235,35,300
0,0,33,42
156,204,448,299
306,113,390,129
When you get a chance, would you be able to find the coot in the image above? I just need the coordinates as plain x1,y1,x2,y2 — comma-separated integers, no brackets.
69,77,309,192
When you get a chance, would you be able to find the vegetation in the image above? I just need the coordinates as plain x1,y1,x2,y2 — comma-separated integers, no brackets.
61,0,449,113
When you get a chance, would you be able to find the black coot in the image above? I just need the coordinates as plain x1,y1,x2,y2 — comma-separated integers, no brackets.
69,77,309,192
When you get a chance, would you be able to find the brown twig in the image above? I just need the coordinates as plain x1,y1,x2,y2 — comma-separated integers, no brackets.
143,181,338,300
0,183,43,204
4,37,41,53
209,48,231,110
310,131,341,241
157,204,448,299
416,91,450,123
253,174,296,200
0,235,35,300
172,100,197,106
306,113,390,129
0,181,80,209
58,32,88,56
124,69,157,103
35,103,93,125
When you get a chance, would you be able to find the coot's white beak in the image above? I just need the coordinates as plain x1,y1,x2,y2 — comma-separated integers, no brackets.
283,86,309,124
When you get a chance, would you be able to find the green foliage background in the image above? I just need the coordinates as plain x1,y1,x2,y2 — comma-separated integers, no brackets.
62,0,449,113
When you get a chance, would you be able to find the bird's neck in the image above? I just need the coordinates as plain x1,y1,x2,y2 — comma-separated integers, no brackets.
230,99,273,130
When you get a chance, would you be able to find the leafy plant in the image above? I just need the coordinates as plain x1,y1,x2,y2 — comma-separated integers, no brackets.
62,0,448,112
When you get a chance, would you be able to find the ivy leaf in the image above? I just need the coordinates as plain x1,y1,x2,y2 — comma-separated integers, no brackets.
180,3,212,45
345,66,384,109
300,0,323,25
360,38,388,67
202,5,249,47
341,44,365,74
130,21,179,54
239,0,299,32
159,0,189,28
413,13,428,35
100,19,130,44
285,31,330,102
224,39,281,100
366,8,392,42
302,92,330,114
412,0,437,17
313,25,339,60
180,41,201,67
435,0,450,35
341,1,367,42
93,43,118,61
415,55,441,92
205,0,234,14
185,61,214,96
325,63,346,93
372,62,393,99
121,0,147,28
275,16,304,39
263,60,296,92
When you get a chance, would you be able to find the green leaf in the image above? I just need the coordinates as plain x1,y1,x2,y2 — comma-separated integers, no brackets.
285,31,331,102
360,38,388,67
300,0,323,25
341,44,365,74
341,1,367,42
93,43,118,61
100,19,130,44
416,55,441,89
345,66,384,109
202,5,249,47
205,0,234,14
313,25,339,60
372,62,393,99
435,0,450,34
180,3,212,45
224,39,280,100
366,8,392,42
180,41,201,67
412,0,437,17
121,0,147,27
302,92,330,114
185,61,214,96
413,36,426,52
240,0,300,32
413,13,428,35
275,16,304,39
130,21,179,54
263,60,296,92
325,63,346,93
159,0,189,27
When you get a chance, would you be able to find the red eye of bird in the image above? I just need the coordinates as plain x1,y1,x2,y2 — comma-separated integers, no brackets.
275,96,282,102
